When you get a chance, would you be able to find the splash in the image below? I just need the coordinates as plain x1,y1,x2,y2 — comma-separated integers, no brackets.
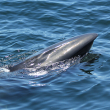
0,68,10,72
25,56,81,77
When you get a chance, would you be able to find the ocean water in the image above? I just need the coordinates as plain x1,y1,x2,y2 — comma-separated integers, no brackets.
0,0,110,109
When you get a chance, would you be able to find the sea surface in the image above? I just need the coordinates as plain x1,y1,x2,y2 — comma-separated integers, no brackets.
0,0,110,109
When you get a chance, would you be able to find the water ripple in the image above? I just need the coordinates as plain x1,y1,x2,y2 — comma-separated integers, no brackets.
0,0,110,109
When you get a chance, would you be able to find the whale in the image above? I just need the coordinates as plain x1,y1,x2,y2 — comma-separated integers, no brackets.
9,33,98,72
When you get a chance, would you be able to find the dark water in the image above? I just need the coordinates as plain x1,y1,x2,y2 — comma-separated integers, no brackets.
0,0,110,109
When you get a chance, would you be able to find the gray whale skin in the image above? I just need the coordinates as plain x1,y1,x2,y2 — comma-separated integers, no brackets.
9,33,98,72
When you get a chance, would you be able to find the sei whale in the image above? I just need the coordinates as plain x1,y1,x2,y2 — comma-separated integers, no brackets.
9,33,98,72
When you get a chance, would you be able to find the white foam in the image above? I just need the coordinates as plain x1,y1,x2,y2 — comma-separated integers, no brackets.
29,70,48,76
0,68,10,72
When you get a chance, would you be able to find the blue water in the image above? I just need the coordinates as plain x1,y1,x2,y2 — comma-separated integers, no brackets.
0,0,110,109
